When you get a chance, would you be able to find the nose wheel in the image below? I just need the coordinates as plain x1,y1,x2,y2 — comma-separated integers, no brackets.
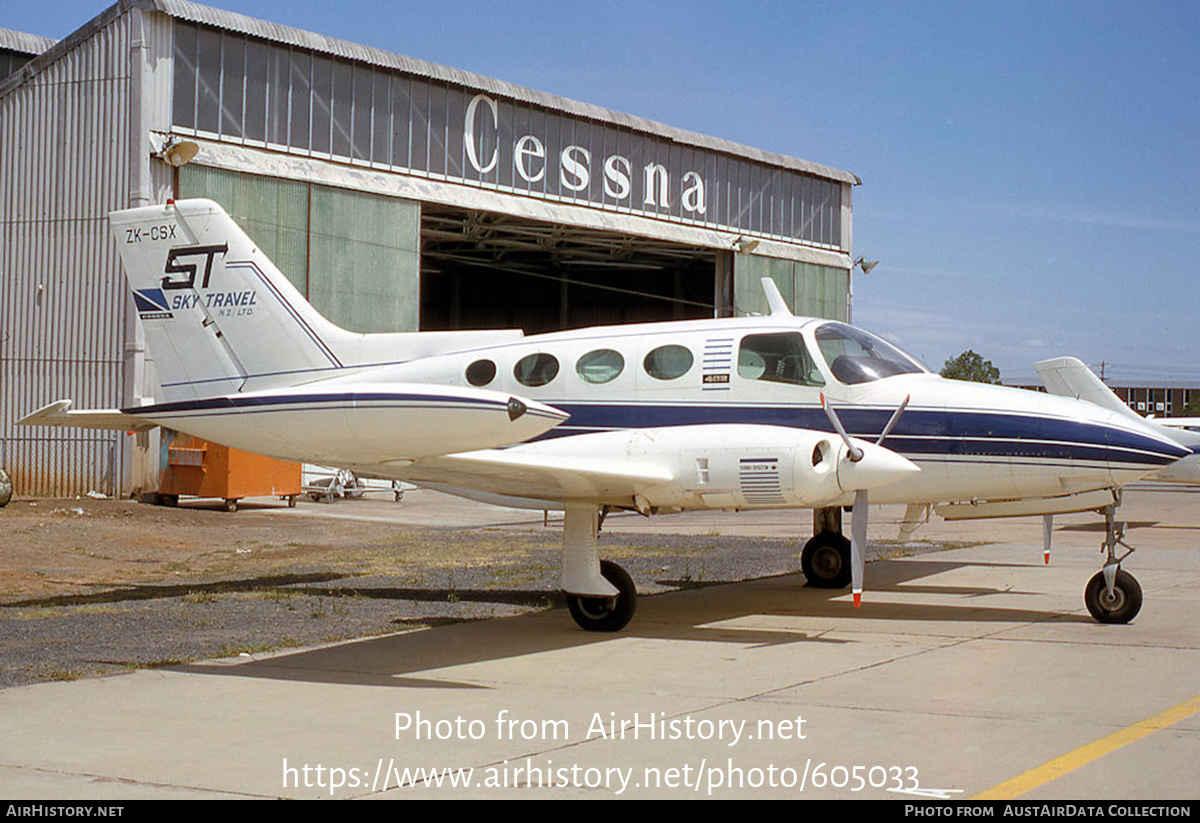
1084,502,1142,624
567,560,637,632
1085,568,1142,624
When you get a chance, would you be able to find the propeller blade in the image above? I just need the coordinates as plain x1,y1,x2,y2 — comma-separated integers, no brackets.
851,488,868,607
820,393,863,462
1042,514,1053,564
877,394,911,447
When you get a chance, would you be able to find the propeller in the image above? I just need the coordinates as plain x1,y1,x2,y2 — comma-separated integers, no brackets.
820,393,913,607
876,394,911,447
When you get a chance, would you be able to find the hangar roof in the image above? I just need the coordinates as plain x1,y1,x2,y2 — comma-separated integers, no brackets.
2,0,859,186
0,27,56,56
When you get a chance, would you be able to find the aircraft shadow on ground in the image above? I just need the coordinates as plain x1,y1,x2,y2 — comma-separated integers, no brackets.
4,572,351,608
166,557,1087,689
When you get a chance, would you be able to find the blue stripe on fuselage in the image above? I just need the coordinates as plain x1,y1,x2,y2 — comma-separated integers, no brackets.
127,392,509,415
543,403,1188,467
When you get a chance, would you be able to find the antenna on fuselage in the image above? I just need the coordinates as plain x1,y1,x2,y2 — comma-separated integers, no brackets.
760,278,792,317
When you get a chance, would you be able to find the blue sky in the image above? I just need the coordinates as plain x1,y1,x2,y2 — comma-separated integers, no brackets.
7,1,1198,384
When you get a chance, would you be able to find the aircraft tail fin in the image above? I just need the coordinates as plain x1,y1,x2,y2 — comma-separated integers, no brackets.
110,199,521,402
1034,355,1200,448
111,199,358,401
1034,357,1142,421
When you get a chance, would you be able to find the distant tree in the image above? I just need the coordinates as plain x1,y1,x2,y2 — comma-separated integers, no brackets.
1183,398,1200,418
940,349,1002,384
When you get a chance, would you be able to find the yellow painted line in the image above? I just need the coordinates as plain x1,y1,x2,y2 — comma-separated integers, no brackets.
973,694,1200,800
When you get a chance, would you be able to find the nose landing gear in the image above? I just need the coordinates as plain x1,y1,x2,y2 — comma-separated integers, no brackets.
1084,503,1142,624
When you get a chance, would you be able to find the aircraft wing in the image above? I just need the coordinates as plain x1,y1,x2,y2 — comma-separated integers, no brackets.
17,400,157,432
399,450,675,506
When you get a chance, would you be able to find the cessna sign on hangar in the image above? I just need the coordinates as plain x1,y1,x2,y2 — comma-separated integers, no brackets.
448,89,846,248
463,93,710,215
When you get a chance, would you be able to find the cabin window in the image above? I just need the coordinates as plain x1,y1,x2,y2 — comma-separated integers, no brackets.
643,345,694,380
465,359,496,386
514,353,560,387
575,349,624,384
737,333,825,387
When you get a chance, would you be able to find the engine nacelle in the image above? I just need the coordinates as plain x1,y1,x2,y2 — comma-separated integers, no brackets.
521,424,919,512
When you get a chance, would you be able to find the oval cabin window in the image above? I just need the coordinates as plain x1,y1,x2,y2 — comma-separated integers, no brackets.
575,349,624,384
514,353,560,387
465,359,497,386
643,345,694,380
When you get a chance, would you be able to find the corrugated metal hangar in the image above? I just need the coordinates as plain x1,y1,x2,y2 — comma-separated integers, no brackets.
0,0,860,498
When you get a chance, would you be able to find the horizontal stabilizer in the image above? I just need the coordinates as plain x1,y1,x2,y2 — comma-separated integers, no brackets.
18,400,156,432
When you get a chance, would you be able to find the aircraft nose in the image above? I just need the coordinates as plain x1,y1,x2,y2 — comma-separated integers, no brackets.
1088,410,1191,479
837,440,920,493
1103,415,1190,461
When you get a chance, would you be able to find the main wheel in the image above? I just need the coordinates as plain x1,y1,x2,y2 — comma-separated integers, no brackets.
1085,569,1142,624
567,560,637,632
801,533,852,588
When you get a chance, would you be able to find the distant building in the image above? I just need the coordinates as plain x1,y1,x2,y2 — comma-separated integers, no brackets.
1007,379,1198,418
1109,384,1197,418
0,27,55,81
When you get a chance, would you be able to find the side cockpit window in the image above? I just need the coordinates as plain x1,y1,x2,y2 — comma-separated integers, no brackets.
737,332,825,387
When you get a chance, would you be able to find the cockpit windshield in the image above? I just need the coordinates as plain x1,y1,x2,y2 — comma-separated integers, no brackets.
814,322,928,385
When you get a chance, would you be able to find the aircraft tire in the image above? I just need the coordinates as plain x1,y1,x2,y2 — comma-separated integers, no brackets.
1084,569,1142,624
567,560,637,632
801,533,852,589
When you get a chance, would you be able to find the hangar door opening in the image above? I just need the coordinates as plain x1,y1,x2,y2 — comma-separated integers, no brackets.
419,206,719,335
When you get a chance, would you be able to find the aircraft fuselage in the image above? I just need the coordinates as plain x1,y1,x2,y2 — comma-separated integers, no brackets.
314,314,1188,508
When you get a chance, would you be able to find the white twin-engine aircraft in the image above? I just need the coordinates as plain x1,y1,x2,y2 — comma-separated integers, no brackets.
21,199,1193,631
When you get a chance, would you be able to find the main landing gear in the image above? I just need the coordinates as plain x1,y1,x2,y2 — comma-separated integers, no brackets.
561,503,637,632
566,560,637,632
801,506,852,589
1084,504,1143,624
